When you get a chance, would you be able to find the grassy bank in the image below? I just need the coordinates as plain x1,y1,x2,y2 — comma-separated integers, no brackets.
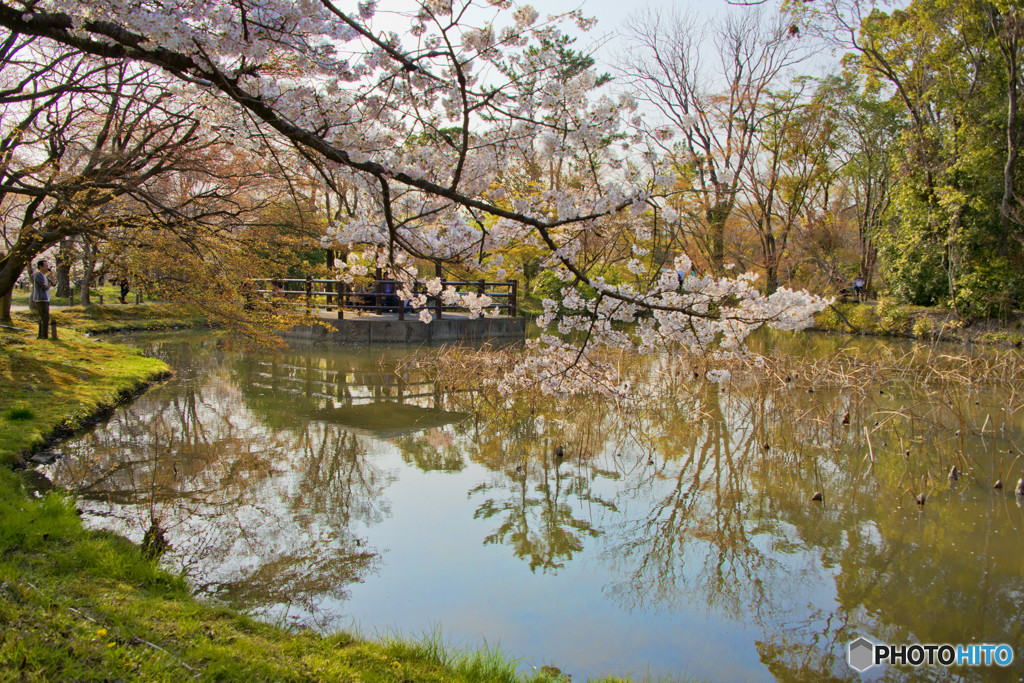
8,283,125,308
813,300,1024,346
0,317,170,464
0,321,671,682
48,303,211,335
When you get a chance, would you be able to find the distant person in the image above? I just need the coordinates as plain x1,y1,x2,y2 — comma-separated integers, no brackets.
32,260,54,339
119,279,130,304
852,275,866,302
677,265,699,291
382,278,400,312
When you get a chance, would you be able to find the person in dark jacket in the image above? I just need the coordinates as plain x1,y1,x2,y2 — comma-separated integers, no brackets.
32,260,54,339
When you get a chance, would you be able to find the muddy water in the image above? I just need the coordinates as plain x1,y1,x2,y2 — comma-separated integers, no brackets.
45,333,1024,682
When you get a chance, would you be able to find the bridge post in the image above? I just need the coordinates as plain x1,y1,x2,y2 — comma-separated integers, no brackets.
510,280,517,317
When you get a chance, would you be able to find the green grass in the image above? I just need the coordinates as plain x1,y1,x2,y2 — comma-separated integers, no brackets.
0,315,705,682
3,407,34,421
47,303,209,334
9,284,209,334
9,283,126,307
0,316,170,467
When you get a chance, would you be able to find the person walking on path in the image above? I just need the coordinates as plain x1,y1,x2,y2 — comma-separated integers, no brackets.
119,278,130,304
32,260,54,339
852,275,866,302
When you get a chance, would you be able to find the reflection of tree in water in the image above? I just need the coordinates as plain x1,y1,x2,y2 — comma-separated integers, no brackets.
460,394,617,573
472,454,605,573
754,480,1024,682
48,335,1024,677
451,345,1024,681
48,339,394,629
600,381,809,625
395,428,466,473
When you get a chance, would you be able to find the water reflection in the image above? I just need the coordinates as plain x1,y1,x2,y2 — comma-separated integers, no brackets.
45,333,1024,681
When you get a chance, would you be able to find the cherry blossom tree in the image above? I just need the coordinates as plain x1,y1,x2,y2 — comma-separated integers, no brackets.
0,0,829,391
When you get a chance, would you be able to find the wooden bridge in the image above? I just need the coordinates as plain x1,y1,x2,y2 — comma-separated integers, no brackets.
252,277,526,344
251,277,517,320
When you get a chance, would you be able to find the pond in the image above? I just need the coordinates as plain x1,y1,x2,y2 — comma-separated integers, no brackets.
43,332,1024,682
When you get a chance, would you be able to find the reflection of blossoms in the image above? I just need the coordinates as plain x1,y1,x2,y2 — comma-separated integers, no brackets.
425,428,454,449
497,250,828,395
706,369,731,383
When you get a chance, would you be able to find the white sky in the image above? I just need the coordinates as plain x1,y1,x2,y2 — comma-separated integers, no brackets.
358,0,748,75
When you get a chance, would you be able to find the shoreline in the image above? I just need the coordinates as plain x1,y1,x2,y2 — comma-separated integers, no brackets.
812,301,1024,347
0,317,648,683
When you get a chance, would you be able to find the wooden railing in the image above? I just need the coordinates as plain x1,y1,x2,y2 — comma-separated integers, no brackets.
249,358,471,407
250,277,518,320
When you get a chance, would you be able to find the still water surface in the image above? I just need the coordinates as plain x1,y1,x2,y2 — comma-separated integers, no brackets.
45,333,1024,682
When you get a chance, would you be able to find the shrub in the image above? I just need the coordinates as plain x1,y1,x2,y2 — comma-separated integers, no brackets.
877,298,908,333
814,306,841,330
850,304,878,332
912,317,934,339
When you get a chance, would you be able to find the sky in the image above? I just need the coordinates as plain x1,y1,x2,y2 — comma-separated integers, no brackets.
362,0,743,75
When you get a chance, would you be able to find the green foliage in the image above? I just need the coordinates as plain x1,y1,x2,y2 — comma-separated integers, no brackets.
850,304,879,332
531,270,565,302
876,297,908,332
851,0,1024,314
876,229,949,306
814,306,843,331
912,316,934,338
951,257,1024,318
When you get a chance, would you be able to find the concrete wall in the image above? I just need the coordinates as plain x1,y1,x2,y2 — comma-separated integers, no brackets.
282,316,526,344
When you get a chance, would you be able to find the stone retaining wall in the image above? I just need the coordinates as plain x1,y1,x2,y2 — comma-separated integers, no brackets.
283,316,526,344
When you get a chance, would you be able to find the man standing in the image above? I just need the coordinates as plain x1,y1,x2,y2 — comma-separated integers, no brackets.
32,260,53,339
852,275,866,302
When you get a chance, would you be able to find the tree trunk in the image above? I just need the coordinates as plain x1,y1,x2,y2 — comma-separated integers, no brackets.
763,220,778,295
999,50,1018,257
56,239,73,298
0,253,31,304
0,290,11,325
81,238,94,306
706,202,731,274
861,237,878,293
